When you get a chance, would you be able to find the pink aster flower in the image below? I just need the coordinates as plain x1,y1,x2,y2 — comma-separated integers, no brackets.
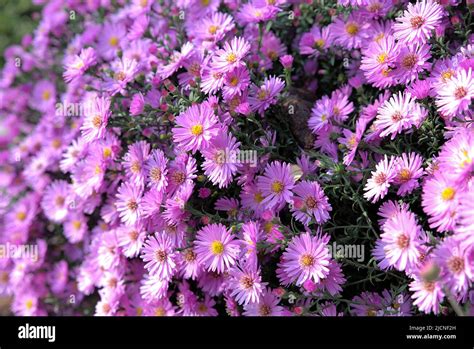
243,288,284,316
380,209,422,272
141,232,177,281
103,57,139,96
222,66,250,100
422,172,459,232
237,2,279,25
308,95,333,133
63,212,87,243
291,181,332,226
257,161,295,210
63,47,96,82
97,22,126,60
193,12,235,44
80,96,111,143
195,223,240,273
438,128,474,185
115,181,143,226
172,103,220,153
330,13,370,50
434,237,470,301
360,35,399,88
145,149,168,192
299,25,331,57
280,232,331,286
228,264,265,305
248,76,285,115
117,224,147,258
436,68,474,117
374,92,427,140
393,152,424,196
211,37,250,73
201,131,241,188
394,43,431,84
393,0,444,45
363,155,396,203
409,273,444,314
41,180,71,223
157,42,194,79
124,141,150,187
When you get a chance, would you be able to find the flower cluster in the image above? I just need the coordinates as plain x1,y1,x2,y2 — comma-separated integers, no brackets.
0,0,473,317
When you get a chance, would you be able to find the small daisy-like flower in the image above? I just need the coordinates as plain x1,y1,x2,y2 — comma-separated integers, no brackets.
433,237,470,300
117,224,147,258
299,25,331,57
41,180,71,223
145,149,168,192
257,161,295,209
279,232,331,286
409,272,444,314
211,36,251,73
380,209,422,272
394,43,431,84
422,172,459,232
228,264,265,305
291,181,332,226
201,131,241,188
374,92,427,140
63,212,87,243
248,76,285,115
141,232,177,280
124,141,150,187
195,223,240,273
115,181,143,226
222,66,250,100
308,95,333,133
393,152,424,196
80,96,111,143
364,155,396,203
360,35,399,88
193,12,235,44
436,68,474,117
172,103,220,153
103,57,139,96
330,13,370,50
438,128,474,185
98,22,126,60
157,42,194,79
393,0,444,45
63,47,96,82
243,288,284,316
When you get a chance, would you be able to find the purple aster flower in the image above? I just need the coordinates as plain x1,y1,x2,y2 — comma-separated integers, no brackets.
195,223,240,273
394,152,424,196
363,155,396,203
201,131,241,188
115,181,143,226
257,161,295,210
248,76,285,115
172,103,220,153
141,232,177,281
291,180,332,226
279,232,331,286
393,0,444,45
211,37,251,73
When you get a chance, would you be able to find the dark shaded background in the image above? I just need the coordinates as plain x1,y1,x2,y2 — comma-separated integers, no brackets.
0,0,39,66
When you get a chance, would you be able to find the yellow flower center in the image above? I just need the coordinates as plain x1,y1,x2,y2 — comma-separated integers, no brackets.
103,147,112,158
254,192,264,203
109,36,119,47
191,124,203,136
25,299,34,310
300,254,315,267
441,187,455,201
72,220,82,230
16,211,26,221
42,90,51,101
226,52,237,63
208,25,218,35
345,23,359,36
314,39,325,48
210,240,224,255
271,181,284,194
377,53,388,64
